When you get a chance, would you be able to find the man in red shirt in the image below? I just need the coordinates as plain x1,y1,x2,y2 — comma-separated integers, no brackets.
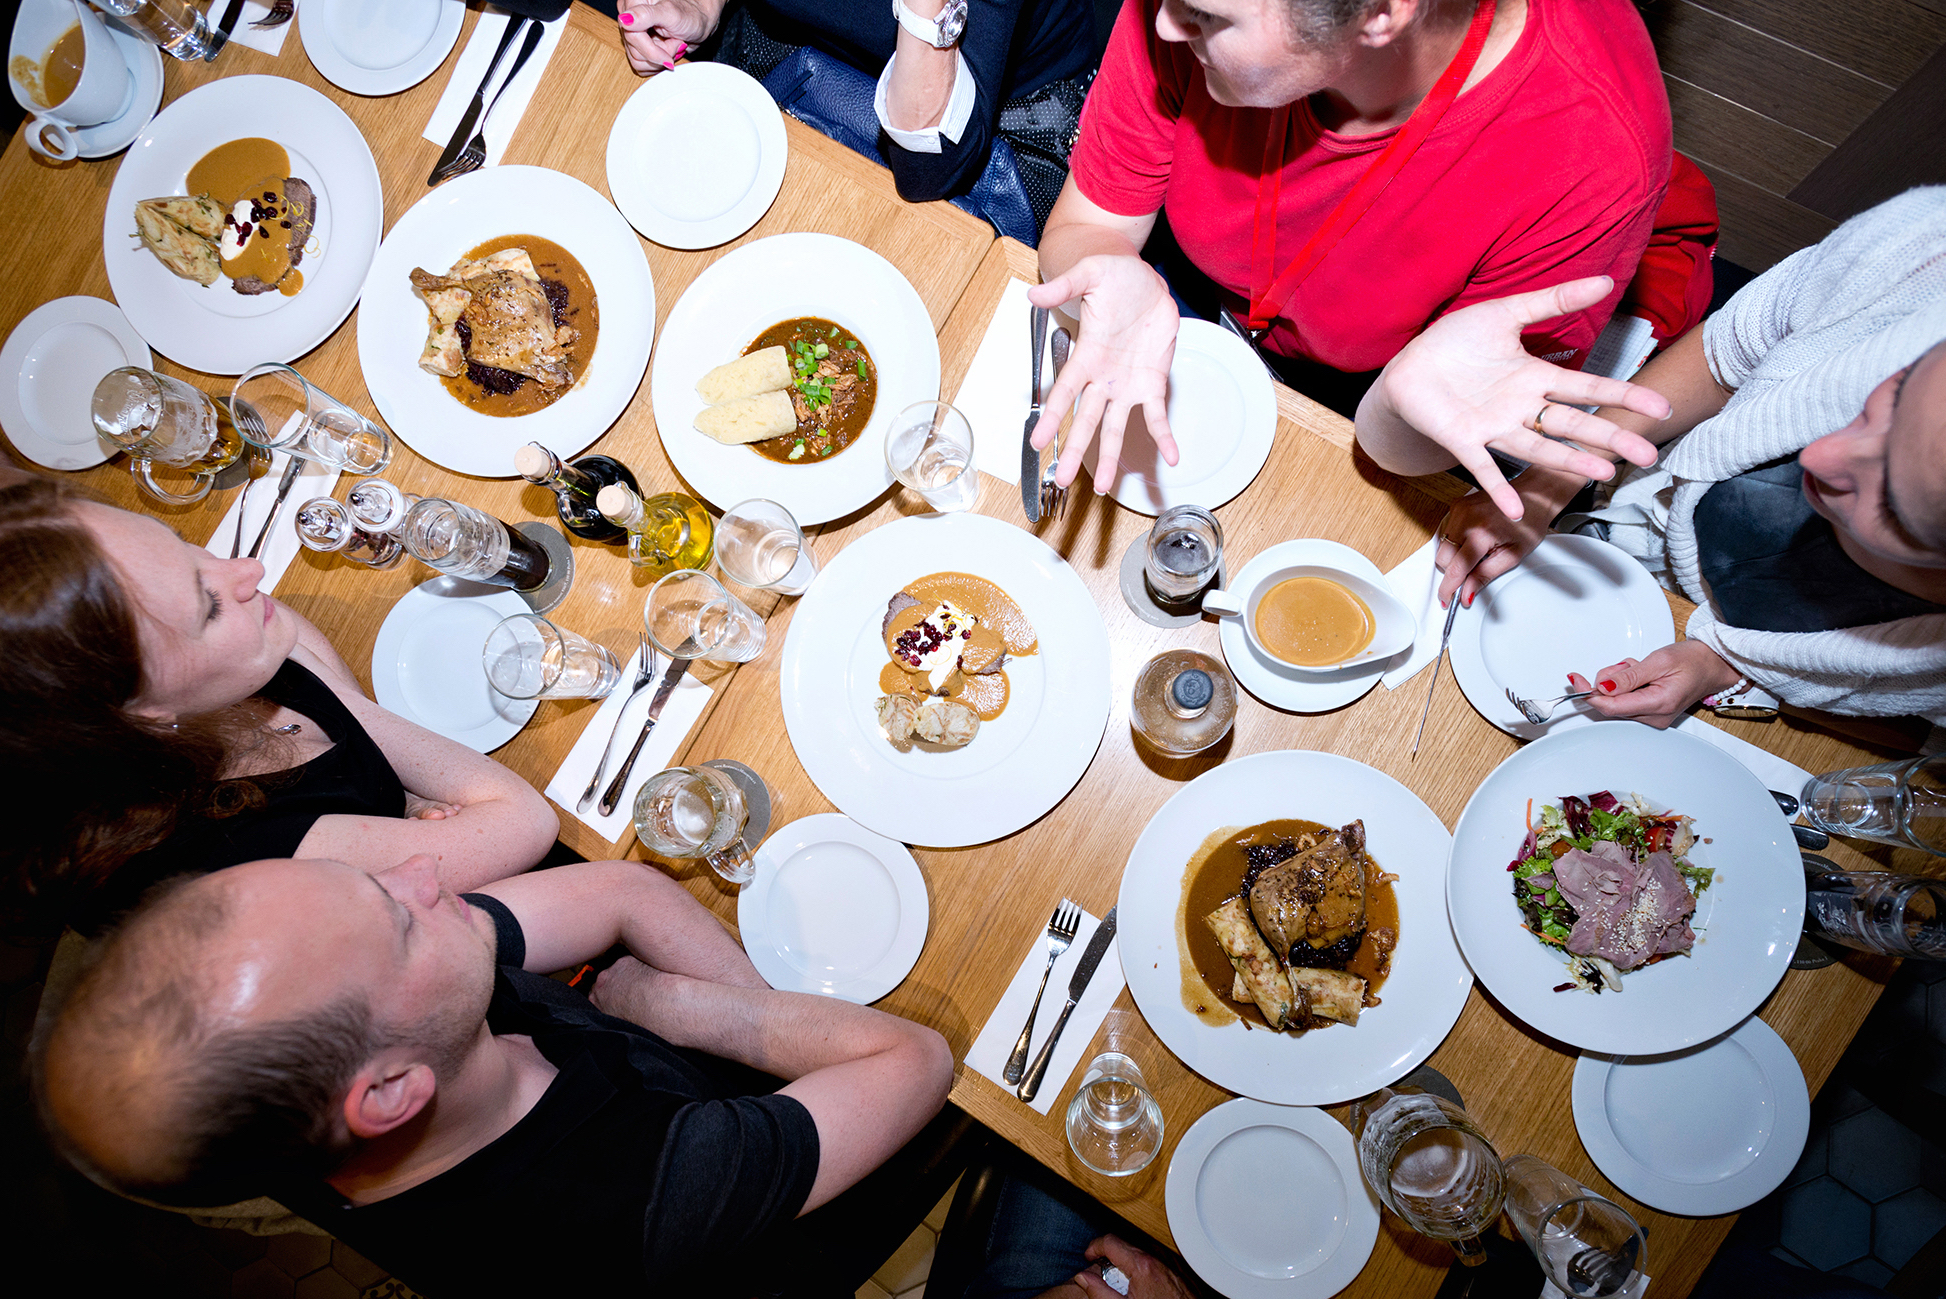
1032,0,1686,495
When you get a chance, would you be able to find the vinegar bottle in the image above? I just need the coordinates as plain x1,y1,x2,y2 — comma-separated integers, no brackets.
515,442,639,542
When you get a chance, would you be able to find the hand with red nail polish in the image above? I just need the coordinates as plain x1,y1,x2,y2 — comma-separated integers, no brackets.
1567,642,1742,729
615,0,720,77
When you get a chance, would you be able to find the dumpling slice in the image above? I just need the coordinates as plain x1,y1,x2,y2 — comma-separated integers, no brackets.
914,697,978,747
876,694,919,743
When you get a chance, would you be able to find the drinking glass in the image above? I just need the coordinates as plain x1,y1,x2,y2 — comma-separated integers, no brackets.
400,498,551,592
231,363,393,475
1804,869,1946,957
1501,1155,1647,1298
294,496,403,570
1801,755,1946,856
1350,1087,1506,1266
644,570,766,664
886,401,978,512
91,367,242,503
482,614,621,701
1144,505,1224,604
717,498,818,595
632,764,760,884
1064,1052,1164,1177
89,0,212,60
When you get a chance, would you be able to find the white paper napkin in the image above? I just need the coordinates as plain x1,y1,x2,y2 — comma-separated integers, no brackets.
951,278,1061,485
542,647,715,842
1381,537,1443,690
1675,714,1813,801
224,2,295,58
203,451,338,591
421,7,568,169
964,907,1125,1115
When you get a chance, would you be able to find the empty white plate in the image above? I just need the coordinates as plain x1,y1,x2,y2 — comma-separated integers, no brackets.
0,296,152,471
606,62,788,250
1081,319,1277,514
1166,1099,1379,1299
299,0,465,97
1449,533,1674,740
738,813,929,1003
371,576,538,753
1573,1014,1810,1216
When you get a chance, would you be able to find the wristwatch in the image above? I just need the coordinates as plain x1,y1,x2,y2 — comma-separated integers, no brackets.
892,0,968,48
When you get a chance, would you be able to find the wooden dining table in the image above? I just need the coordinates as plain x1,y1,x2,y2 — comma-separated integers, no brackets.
0,7,1925,1296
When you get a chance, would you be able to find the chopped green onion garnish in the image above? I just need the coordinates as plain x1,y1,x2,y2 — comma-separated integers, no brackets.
856,361,868,378
813,342,829,358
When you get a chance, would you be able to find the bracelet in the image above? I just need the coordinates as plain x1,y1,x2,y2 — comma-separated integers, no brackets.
1704,677,1781,720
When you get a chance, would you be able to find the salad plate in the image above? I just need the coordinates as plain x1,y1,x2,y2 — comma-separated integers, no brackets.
606,62,787,250
1573,1014,1810,1215
0,296,151,471
299,0,465,98
1447,722,1803,1055
371,576,537,753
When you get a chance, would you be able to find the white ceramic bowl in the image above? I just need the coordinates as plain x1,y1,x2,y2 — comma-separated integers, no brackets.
1204,559,1416,675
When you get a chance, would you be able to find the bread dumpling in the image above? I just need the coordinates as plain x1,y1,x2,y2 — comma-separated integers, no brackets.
913,696,979,747
138,195,225,240
697,346,791,405
876,694,919,743
694,390,798,445
133,200,220,286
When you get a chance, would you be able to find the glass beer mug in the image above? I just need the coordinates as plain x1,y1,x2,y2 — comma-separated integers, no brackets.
91,367,242,504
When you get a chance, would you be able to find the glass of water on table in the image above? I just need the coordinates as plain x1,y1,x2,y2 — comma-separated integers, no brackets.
1350,1085,1506,1266
230,362,393,474
886,401,978,513
1065,1051,1164,1176
1502,1154,1647,1297
1145,505,1223,605
633,765,761,884
645,570,767,663
717,498,818,595
482,615,621,700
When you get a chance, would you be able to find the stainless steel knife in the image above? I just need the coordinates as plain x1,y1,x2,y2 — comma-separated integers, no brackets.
247,455,302,561
1017,905,1117,1103
1020,304,1048,523
205,0,246,61
428,17,529,185
598,656,692,817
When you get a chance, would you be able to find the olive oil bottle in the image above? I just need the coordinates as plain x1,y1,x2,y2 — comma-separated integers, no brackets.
596,483,714,577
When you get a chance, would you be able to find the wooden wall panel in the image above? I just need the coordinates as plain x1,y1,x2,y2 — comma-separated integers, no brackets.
1664,74,1828,196
1789,42,1946,221
1690,157,1837,272
1688,0,1946,86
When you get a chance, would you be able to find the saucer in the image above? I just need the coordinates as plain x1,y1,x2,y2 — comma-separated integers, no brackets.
1216,539,1391,713
0,295,152,470
299,0,465,98
70,21,163,159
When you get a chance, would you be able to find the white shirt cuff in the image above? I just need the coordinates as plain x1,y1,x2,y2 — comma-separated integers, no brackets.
874,48,975,154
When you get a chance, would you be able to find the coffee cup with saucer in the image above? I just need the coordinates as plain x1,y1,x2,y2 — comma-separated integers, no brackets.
8,0,134,162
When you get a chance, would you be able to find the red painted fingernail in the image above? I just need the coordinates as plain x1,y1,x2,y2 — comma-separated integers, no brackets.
1463,590,1473,607
663,60,675,70
619,11,634,24
1599,678,1617,692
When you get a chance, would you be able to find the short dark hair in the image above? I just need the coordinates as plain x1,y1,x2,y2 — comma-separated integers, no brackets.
1281,0,1464,45
30,872,393,1206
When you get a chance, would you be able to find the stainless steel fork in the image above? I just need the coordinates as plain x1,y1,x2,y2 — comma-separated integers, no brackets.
1003,899,1082,1084
577,631,658,813
1505,686,1595,725
1039,328,1072,523
430,19,546,186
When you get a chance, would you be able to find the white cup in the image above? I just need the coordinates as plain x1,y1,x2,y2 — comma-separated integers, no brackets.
8,0,132,162
1204,558,1417,674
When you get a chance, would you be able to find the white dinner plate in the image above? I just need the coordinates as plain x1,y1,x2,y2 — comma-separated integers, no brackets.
1447,722,1803,1056
357,165,657,477
1449,534,1674,740
1218,540,1393,714
737,813,929,1003
1120,750,1472,1106
299,0,465,98
606,62,787,249
779,512,1112,847
72,20,163,159
102,75,383,375
1572,1014,1810,1216
0,296,152,471
651,232,939,524
1166,1099,1380,1299
1081,319,1276,515
370,576,538,753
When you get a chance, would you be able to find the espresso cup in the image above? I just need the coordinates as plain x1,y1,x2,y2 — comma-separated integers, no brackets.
1204,557,1417,674
8,0,132,162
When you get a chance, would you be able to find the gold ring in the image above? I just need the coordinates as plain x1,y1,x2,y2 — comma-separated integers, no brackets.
1532,403,1552,435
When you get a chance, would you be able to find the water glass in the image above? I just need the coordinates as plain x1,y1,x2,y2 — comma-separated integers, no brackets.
1144,504,1224,603
91,367,241,503
90,0,213,60
1350,1087,1506,1266
400,498,551,592
1804,869,1946,957
717,498,819,595
1064,1052,1165,1177
1502,1155,1647,1297
886,401,978,513
1801,755,1946,856
645,570,767,664
483,614,621,701
231,362,393,475
632,764,760,884
294,497,403,570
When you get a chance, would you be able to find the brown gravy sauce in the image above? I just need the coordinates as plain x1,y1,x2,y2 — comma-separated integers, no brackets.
439,234,600,419
1176,818,1399,1030
13,22,85,108
187,137,290,207
878,572,1037,723
1254,577,1374,667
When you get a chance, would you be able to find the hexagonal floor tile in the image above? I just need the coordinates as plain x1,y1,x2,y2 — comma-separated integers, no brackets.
1872,1186,1946,1271
1833,1257,1896,1290
329,1242,388,1292
233,1257,297,1299
1830,1108,1923,1203
293,1265,362,1299
1786,1125,1829,1190
1780,1176,1872,1271
266,1232,334,1278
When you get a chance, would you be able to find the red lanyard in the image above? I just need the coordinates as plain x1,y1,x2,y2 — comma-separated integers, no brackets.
1245,0,1498,335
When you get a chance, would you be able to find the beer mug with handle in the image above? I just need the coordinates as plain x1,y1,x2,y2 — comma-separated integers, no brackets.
91,367,241,504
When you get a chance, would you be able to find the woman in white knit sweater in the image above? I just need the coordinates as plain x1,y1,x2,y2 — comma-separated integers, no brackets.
1355,187,1946,727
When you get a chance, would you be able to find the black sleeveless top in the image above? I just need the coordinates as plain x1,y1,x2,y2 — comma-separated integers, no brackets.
74,660,407,934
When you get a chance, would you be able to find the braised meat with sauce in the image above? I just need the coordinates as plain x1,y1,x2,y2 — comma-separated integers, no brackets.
1248,820,1369,964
